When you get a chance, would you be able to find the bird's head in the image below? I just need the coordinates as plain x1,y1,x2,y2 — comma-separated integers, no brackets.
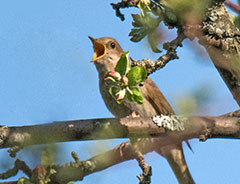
89,36,124,73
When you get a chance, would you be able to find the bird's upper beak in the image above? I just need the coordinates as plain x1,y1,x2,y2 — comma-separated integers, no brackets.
88,36,106,62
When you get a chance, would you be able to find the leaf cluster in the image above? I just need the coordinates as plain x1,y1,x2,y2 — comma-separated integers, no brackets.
129,1,163,52
128,0,210,52
104,51,147,104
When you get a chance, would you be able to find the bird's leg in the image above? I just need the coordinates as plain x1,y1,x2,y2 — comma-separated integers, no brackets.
131,111,140,118
125,111,140,118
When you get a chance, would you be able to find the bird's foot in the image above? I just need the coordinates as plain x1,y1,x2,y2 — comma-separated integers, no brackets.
130,111,140,118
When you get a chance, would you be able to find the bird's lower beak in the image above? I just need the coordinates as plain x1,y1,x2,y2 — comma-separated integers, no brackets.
88,36,105,62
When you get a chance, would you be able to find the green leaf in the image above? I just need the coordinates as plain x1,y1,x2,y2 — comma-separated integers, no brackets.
127,66,147,86
132,14,143,27
109,87,114,96
129,28,148,42
126,87,143,104
17,177,31,184
163,8,178,26
115,51,131,76
148,31,162,53
130,12,162,43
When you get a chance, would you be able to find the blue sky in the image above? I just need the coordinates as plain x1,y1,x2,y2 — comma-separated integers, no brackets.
0,0,239,183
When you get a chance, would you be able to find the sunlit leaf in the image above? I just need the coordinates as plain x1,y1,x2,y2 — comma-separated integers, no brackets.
127,66,147,86
126,87,143,104
115,51,131,75
130,12,161,42
148,31,162,53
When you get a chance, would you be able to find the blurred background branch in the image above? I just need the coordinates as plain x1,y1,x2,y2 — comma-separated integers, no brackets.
225,0,240,12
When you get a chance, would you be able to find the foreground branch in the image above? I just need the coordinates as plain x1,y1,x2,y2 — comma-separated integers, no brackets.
1,110,239,183
1,111,240,151
51,109,240,183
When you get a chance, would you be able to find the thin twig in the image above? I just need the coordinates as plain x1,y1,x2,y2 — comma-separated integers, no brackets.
111,0,162,20
225,0,240,12
131,28,185,75
0,159,32,180
136,152,152,184
111,0,140,21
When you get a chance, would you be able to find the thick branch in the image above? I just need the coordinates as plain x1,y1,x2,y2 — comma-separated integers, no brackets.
1,111,240,149
1,110,240,182
0,117,162,149
192,2,240,106
53,110,240,183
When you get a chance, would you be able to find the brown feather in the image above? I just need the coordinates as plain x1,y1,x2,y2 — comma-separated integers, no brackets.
143,77,174,115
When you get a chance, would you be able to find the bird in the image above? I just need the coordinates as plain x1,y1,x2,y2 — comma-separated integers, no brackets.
88,36,193,182
88,36,174,118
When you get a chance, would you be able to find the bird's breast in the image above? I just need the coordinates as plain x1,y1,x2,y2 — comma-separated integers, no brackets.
98,78,159,118
99,79,132,117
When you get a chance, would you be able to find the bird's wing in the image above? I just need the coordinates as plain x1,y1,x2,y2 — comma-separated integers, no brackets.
143,77,175,115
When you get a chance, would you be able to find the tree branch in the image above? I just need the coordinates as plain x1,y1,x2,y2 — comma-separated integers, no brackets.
0,110,240,152
112,0,240,106
1,110,239,183
197,2,240,106
131,28,185,75
1,1,240,183
111,0,140,21
225,0,240,12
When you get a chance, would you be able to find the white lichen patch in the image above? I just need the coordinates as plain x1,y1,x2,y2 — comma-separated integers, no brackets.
12,132,30,142
152,115,188,131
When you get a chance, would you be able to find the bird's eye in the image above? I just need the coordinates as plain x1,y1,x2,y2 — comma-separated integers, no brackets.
110,42,116,49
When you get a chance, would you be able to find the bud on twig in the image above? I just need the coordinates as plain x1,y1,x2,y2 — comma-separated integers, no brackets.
109,71,121,80
121,75,128,85
116,89,126,101
104,76,116,82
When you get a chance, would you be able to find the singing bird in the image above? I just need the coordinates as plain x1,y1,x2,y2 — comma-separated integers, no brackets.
88,36,192,182
88,36,174,117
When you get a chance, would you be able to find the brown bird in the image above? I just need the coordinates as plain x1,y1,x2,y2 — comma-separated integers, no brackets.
88,36,174,117
89,36,193,182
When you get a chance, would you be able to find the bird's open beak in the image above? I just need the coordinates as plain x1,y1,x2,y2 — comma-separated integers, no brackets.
88,36,106,62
